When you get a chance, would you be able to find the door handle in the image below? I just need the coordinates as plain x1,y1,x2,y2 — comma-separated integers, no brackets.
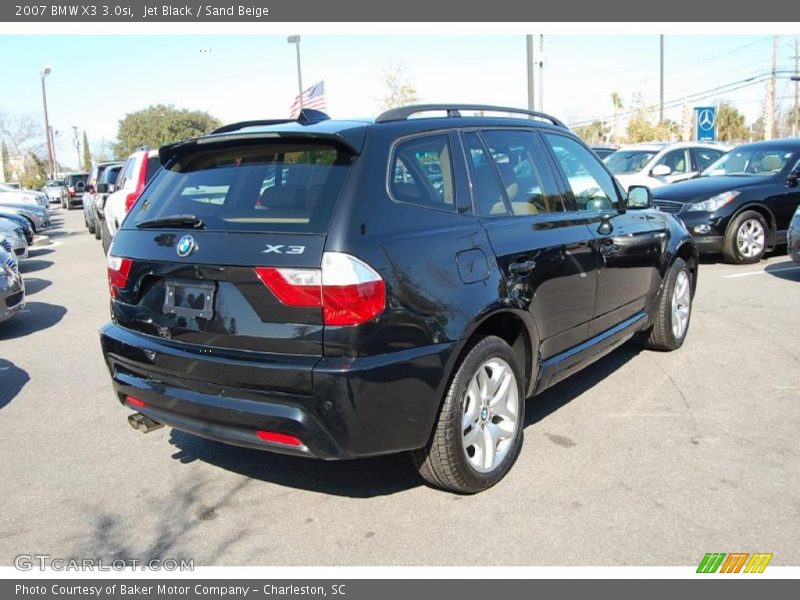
509,259,537,275
600,239,621,256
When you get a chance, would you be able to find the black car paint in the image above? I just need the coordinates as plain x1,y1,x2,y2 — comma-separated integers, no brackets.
653,141,800,253
100,115,696,460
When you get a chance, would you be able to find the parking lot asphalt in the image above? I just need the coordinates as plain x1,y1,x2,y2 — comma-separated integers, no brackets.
1,208,799,567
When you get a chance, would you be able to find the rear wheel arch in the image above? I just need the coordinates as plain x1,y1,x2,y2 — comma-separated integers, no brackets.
458,310,539,398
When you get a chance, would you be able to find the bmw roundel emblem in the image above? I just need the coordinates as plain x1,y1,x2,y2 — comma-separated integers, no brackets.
176,234,197,257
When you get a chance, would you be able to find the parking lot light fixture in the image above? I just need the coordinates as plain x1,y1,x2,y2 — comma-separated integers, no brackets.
40,65,55,179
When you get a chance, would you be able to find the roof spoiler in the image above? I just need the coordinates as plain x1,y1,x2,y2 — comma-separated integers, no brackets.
211,109,331,135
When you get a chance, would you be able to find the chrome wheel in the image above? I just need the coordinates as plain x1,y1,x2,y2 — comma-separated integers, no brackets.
461,358,519,473
671,270,691,340
736,218,765,259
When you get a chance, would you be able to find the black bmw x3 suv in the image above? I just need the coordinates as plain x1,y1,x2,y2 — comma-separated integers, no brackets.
100,105,698,493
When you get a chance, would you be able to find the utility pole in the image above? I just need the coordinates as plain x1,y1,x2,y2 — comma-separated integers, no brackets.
538,35,544,112
659,35,664,123
526,35,535,113
764,35,778,140
72,126,80,168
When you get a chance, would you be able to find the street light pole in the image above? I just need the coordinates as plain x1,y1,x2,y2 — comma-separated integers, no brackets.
72,125,81,168
40,65,54,179
794,37,798,137
49,127,59,178
659,35,664,123
526,34,535,113
287,35,304,107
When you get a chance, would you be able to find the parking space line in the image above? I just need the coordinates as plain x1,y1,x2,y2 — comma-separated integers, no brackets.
723,266,800,279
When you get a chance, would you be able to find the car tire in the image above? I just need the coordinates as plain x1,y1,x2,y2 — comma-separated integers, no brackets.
642,258,692,352
94,221,102,240
411,335,525,494
722,210,768,264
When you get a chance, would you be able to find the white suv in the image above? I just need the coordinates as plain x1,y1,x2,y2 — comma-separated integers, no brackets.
102,149,161,253
604,142,728,190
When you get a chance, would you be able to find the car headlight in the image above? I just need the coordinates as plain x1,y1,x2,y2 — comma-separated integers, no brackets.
688,190,740,212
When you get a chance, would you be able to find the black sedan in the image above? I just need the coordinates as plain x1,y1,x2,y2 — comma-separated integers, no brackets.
652,139,800,264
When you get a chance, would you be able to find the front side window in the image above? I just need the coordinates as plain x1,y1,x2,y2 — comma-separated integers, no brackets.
389,134,455,211
543,133,619,211
693,148,723,172
479,130,565,217
604,150,657,175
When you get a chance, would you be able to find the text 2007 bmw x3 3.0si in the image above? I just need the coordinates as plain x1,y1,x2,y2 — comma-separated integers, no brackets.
100,105,697,493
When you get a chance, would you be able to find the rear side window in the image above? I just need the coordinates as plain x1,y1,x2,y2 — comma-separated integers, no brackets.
126,142,355,233
145,156,161,184
389,134,455,211
116,158,135,189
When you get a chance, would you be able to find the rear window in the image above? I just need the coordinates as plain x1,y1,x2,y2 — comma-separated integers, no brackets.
125,142,354,233
66,174,88,185
101,166,121,184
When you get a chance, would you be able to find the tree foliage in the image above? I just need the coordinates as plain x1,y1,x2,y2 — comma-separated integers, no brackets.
574,120,610,144
19,151,47,189
114,104,221,157
1,140,10,181
625,96,679,143
0,111,44,156
82,131,92,171
379,62,420,111
716,102,748,142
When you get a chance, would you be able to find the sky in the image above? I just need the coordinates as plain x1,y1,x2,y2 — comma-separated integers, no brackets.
1,34,797,166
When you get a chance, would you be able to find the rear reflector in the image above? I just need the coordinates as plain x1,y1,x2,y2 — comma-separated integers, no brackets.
254,252,385,326
127,396,146,408
107,255,132,298
256,430,303,447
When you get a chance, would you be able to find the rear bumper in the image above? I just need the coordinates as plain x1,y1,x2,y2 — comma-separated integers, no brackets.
100,323,457,459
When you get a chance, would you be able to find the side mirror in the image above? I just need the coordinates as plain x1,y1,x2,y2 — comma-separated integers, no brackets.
788,168,800,187
651,164,672,177
96,183,109,194
627,185,653,210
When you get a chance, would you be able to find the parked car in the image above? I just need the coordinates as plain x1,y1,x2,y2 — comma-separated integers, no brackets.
0,218,28,260
605,142,728,191
44,180,65,204
2,182,20,189
0,182,49,209
0,236,24,324
101,149,160,253
789,205,800,263
652,139,800,264
92,163,123,241
62,172,89,209
100,105,697,494
0,211,34,245
0,199,50,233
591,145,617,159
83,161,123,236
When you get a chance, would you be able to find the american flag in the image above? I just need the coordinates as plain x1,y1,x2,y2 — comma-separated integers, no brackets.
289,81,327,118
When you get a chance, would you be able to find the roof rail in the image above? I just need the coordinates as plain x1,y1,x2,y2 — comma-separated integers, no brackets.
375,104,567,128
211,109,331,135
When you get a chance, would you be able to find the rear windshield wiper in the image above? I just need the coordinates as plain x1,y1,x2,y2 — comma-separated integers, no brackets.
136,214,205,229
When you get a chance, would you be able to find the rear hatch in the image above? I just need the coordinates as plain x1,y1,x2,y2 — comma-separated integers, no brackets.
108,137,360,391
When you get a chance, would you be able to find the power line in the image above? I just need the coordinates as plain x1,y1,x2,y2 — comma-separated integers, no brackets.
571,71,798,127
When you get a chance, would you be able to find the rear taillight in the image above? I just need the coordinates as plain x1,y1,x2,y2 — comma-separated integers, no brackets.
124,154,151,213
127,396,146,408
254,252,385,326
107,255,132,298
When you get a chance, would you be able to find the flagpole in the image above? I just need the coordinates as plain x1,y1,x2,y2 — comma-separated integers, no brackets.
287,35,304,109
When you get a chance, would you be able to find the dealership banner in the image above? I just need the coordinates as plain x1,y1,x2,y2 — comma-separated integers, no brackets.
1,0,798,22
5,579,800,600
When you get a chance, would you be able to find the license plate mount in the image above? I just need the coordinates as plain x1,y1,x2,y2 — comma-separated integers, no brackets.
163,279,216,320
